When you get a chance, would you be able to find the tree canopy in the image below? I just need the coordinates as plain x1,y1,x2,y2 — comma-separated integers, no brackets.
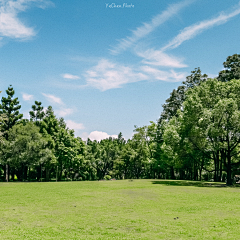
1,54,240,184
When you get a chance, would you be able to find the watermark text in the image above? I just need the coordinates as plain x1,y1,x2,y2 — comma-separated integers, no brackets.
105,3,134,8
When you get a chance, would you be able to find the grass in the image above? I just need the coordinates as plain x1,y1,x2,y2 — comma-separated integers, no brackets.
0,179,240,239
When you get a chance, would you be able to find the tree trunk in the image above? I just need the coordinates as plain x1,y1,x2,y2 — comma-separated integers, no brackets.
219,156,223,182
226,152,232,185
5,164,8,182
213,152,219,182
46,167,50,182
170,166,175,179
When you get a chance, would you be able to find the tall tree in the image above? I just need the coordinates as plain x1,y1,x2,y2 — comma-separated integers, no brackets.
29,101,45,125
160,68,207,121
0,85,23,140
38,106,59,181
218,54,240,82
0,122,54,181
0,85,23,181
167,79,240,185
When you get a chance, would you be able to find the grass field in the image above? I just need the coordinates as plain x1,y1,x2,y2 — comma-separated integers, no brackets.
0,179,240,239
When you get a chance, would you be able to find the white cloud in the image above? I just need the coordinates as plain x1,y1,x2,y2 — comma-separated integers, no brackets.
23,110,31,119
110,0,194,55
87,131,118,142
84,59,148,91
136,49,188,68
65,120,85,130
84,58,188,90
62,73,80,80
162,2,240,51
141,65,187,82
55,108,74,117
81,132,89,141
22,92,33,101
0,0,52,40
42,93,64,105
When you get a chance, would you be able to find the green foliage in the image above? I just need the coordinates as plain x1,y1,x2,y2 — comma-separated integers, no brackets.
161,68,207,121
1,54,240,184
218,54,240,82
29,101,45,124
0,85,23,139
104,174,111,180
164,79,240,184
0,122,55,181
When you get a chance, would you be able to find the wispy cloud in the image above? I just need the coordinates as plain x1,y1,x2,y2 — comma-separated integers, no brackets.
0,0,53,40
42,93,64,105
161,2,240,51
83,58,189,91
110,0,194,55
136,49,188,68
84,59,148,91
62,73,80,80
55,108,74,117
141,65,187,82
65,120,85,130
22,92,33,101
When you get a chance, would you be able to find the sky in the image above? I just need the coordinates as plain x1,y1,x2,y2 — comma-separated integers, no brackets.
0,0,240,141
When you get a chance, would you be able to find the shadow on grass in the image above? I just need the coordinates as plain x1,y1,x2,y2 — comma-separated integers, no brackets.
150,180,238,188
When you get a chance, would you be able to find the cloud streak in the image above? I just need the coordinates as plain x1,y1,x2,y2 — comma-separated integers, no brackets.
42,93,64,105
0,0,52,40
84,59,148,91
65,120,85,130
83,58,188,91
22,92,33,101
110,0,194,55
162,2,240,51
141,65,187,82
55,108,74,117
62,73,80,80
136,49,188,68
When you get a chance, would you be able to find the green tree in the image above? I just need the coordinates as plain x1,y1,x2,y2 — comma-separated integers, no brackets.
38,106,59,181
171,79,240,185
29,101,45,125
218,54,240,82
0,85,23,139
0,85,23,181
0,122,54,181
161,68,207,121
55,126,85,181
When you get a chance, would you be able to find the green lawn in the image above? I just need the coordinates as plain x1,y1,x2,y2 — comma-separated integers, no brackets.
0,179,240,239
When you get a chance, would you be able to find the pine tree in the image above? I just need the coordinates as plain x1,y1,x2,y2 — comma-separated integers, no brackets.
0,85,23,140
0,85,23,181
29,101,45,124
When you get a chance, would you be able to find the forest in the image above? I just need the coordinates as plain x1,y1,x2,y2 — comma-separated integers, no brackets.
1,54,240,185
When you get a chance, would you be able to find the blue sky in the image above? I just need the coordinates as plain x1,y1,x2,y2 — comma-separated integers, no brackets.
1,0,240,141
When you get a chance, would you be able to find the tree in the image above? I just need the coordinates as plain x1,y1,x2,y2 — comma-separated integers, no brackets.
54,126,85,181
183,67,208,89
38,106,59,181
0,122,54,181
218,54,240,82
0,85,23,139
162,116,210,181
0,85,23,181
160,68,207,121
170,79,240,185
29,101,45,125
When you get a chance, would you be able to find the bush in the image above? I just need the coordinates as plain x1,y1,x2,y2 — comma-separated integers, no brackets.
104,175,111,180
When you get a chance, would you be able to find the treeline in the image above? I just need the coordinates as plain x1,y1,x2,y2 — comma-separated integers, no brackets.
1,54,240,185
